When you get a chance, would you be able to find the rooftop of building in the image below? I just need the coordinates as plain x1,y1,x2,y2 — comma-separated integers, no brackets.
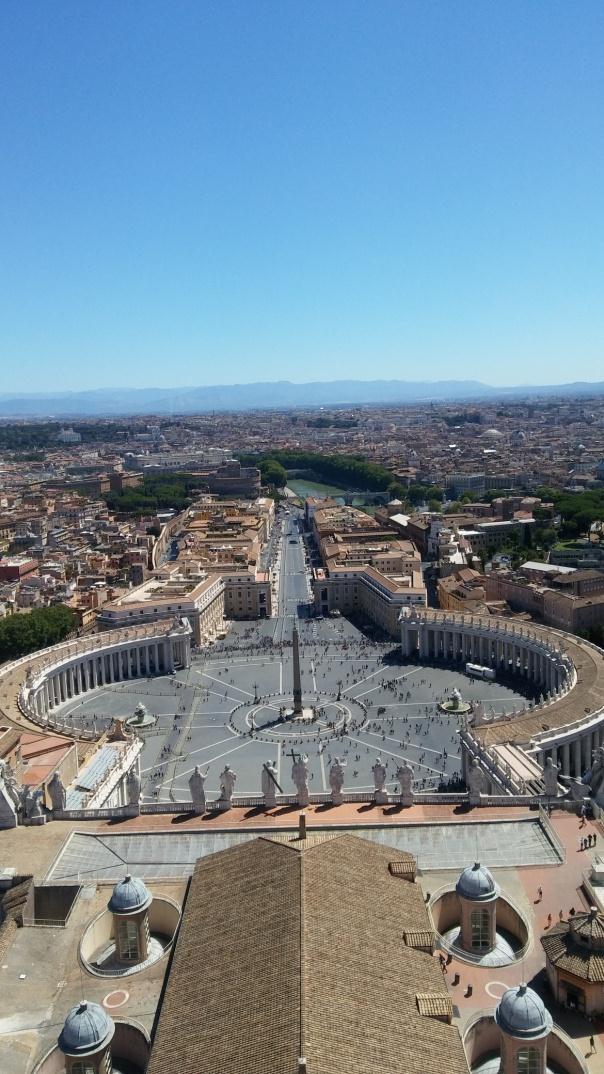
147,833,468,1074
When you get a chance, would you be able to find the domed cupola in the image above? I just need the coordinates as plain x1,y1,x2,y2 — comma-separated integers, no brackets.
456,862,499,903
494,984,552,1074
456,863,499,955
495,983,553,1040
108,874,152,965
108,874,152,916
58,1000,115,1059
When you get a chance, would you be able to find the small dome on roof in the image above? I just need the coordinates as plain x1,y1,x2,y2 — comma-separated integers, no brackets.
483,427,503,438
108,873,152,915
495,983,552,1039
58,1001,115,1056
455,862,498,902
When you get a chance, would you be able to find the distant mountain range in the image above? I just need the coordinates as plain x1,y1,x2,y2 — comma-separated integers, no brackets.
1,379,604,417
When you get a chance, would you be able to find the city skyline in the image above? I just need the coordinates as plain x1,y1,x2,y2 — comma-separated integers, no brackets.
2,1,604,392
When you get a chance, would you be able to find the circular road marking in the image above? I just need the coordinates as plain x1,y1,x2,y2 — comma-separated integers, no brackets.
103,989,129,1009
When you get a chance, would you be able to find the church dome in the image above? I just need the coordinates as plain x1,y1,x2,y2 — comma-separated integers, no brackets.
455,862,499,902
108,873,152,915
483,427,503,438
58,1001,115,1056
495,984,552,1039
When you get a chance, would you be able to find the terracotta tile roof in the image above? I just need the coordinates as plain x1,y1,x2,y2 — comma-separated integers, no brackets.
147,833,469,1074
541,919,604,982
415,993,453,1020
388,858,417,880
404,929,435,952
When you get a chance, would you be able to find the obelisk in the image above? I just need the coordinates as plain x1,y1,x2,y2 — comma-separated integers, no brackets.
292,626,303,715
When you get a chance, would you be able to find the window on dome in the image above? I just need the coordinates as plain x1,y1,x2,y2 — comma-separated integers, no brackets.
70,1062,96,1074
470,908,490,950
516,1047,540,1074
118,918,140,961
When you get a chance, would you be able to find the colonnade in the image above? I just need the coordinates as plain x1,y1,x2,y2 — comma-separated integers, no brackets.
22,622,192,726
531,721,604,780
400,611,572,697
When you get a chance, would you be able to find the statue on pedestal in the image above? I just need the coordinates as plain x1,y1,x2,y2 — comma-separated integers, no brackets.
292,754,310,807
470,700,484,724
372,758,388,804
189,766,207,814
48,771,67,812
19,785,45,824
0,761,19,829
261,760,279,808
127,767,141,813
467,759,486,804
0,761,20,810
329,758,346,806
543,756,560,798
219,764,237,806
396,762,414,807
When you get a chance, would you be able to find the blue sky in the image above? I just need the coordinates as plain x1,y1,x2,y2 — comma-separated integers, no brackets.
1,1,603,392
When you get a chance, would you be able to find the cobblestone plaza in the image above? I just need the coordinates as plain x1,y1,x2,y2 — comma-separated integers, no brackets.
58,613,534,802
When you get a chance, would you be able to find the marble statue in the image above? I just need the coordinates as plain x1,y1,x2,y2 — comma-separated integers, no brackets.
396,761,414,807
108,718,130,741
329,758,346,806
467,759,486,803
470,700,485,724
0,761,19,829
19,785,45,824
188,766,207,815
543,756,560,798
48,771,67,812
261,760,279,808
291,754,310,807
219,764,237,805
127,767,141,810
372,757,388,804
0,760,20,809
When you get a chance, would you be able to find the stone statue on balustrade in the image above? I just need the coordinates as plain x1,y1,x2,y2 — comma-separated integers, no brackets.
543,756,560,798
396,762,414,807
189,766,207,815
470,700,485,725
127,767,141,814
372,757,389,805
292,754,310,807
219,764,237,807
0,760,20,830
108,718,130,742
261,760,279,808
48,771,67,812
20,786,45,825
329,758,346,806
467,759,487,806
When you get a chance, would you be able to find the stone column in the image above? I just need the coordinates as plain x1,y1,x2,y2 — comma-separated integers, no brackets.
573,738,582,778
561,741,570,776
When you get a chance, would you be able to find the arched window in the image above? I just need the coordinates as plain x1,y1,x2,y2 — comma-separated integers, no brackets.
517,1047,540,1074
70,1062,95,1074
118,918,140,961
470,908,491,950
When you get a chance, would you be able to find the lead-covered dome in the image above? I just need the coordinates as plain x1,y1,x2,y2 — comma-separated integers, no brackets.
58,1000,115,1055
495,983,552,1039
108,873,152,915
455,862,498,902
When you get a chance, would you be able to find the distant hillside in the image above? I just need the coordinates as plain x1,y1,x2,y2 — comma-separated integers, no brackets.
0,378,603,417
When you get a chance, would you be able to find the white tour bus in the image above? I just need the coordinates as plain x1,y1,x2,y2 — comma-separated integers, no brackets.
465,662,496,681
